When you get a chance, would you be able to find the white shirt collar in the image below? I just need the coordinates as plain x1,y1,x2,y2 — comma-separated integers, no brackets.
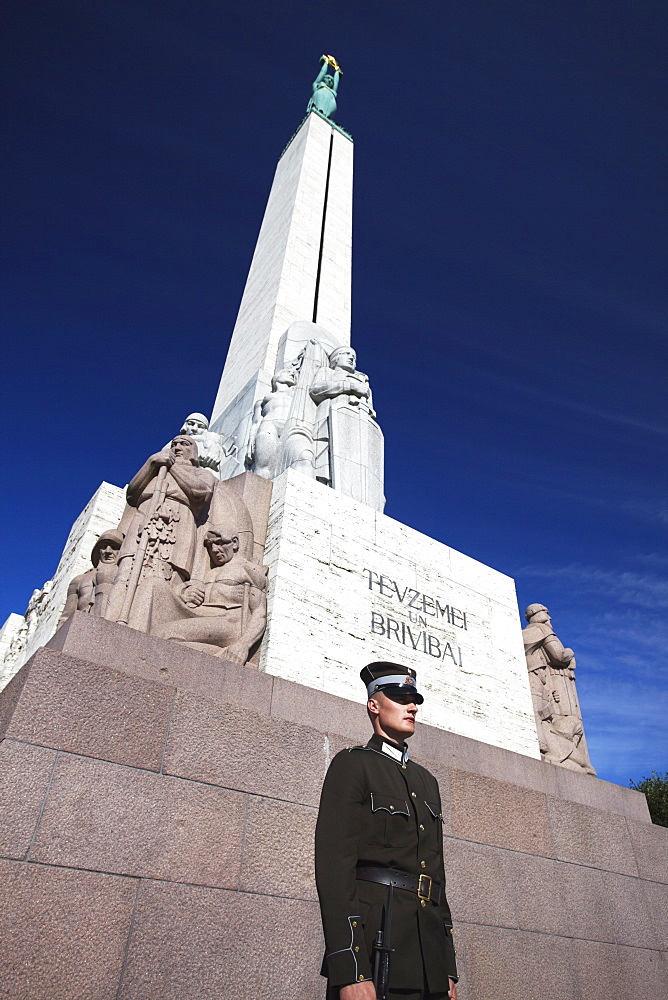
381,741,409,764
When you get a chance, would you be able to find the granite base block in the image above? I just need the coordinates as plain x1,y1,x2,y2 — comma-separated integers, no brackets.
1,616,665,1000
0,859,137,1000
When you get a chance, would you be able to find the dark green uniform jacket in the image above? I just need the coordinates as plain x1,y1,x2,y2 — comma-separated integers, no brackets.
315,733,458,991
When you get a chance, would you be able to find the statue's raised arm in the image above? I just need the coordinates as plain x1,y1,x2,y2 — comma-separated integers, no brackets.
307,54,342,121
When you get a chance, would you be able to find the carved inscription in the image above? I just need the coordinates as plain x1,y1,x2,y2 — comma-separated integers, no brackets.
363,569,468,664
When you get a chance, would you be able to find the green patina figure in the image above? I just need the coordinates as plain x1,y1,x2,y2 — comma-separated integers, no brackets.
307,54,342,120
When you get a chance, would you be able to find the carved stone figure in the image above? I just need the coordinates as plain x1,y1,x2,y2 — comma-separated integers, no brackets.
106,436,216,629
307,54,341,120
310,346,384,509
58,530,124,624
151,524,268,664
244,335,384,510
165,412,235,476
24,579,53,635
246,369,299,479
522,604,596,775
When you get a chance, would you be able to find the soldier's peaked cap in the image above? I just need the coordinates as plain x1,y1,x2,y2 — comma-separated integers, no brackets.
360,662,424,704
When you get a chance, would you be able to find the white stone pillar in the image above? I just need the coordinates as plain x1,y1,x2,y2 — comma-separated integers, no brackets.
210,112,353,429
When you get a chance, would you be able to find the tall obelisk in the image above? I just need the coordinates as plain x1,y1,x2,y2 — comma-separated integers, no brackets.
210,107,354,472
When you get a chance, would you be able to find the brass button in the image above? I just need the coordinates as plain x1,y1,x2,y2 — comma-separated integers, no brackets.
420,861,426,869
419,824,425,831
401,764,407,770
389,805,395,811
352,921,357,927
354,946,360,953
411,792,417,798
420,899,427,908
358,976,365,982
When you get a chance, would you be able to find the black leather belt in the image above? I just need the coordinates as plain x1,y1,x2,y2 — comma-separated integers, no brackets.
356,865,442,905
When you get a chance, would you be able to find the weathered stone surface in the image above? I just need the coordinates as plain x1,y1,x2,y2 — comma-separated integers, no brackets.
627,816,668,882
3,649,173,770
240,796,318,899
547,797,638,875
616,945,668,1000
449,769,553,857
0,660,31,738
503,853,570,937
163,689,328,806
269,672,369,743
642,879,668,950
117,879,324,1000
601,872,664,950
49,612,273,713
553,861,616,943
261,469,541,758
570,940,622,1000
553,765,650,819
0,740,56,858
29,753,246,887
443,838,517,928
0,858,136,1000
463,923,577,1000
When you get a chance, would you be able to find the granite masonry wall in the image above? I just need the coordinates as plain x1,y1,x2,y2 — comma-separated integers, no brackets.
1,613,666,1000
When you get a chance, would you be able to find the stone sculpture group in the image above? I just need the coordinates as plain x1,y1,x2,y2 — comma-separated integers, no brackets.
59,435,268,666
522,603,596,775
246,337,384,511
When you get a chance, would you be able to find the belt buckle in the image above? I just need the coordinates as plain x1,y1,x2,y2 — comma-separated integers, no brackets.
417,874,432,901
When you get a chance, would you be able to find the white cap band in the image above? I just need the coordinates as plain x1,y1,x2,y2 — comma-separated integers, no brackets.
367,674,418,698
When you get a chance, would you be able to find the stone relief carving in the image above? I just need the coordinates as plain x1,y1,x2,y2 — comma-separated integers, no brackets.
310,345,383,509
245,336,385,511
152,524,267,664
165,412,236,477
66,435,273,667
3,579,54,666
246,368,299,479
58,530,124,624
105,436,217,630
522,603,596,775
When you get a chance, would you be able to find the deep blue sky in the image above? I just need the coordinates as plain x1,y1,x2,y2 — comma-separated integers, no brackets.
2,1,666,786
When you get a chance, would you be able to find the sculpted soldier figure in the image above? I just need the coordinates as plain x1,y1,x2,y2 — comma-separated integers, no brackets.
167,412,235,476
151,524,268,664
310,345,384,509
246,368,299,478
106,436,215,628
58,529,124,624
522,604,595,775
315,663,458,1000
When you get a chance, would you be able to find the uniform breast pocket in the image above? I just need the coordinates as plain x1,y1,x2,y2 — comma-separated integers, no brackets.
368,792,411,847
423,800,443,850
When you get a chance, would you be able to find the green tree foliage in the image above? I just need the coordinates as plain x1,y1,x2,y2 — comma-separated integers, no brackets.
629,771,668,827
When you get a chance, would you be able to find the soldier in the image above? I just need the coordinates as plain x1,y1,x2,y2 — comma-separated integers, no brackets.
315,663,458,1000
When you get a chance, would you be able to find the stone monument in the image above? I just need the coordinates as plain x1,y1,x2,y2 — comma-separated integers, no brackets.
2,58,665,1000
522,603,596,774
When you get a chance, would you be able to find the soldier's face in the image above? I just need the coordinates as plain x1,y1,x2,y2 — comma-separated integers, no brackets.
369,691,418,741
98,543,119,564
206,534,238,566
171,436,197,461
184,418,207,434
